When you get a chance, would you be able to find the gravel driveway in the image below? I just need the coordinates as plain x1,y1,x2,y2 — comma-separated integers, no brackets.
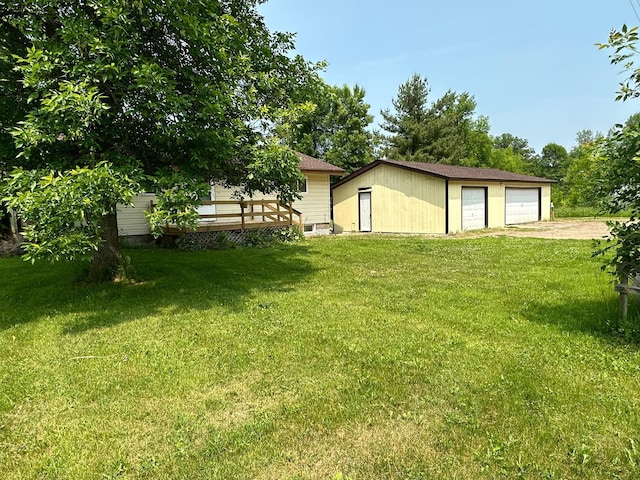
485,219,612,240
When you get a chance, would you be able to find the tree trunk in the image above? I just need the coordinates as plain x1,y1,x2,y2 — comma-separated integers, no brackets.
9,209,19,236
87,212,123,282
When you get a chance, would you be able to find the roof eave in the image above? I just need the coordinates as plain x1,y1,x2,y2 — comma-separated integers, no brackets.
332,159,556,187
447,176,556,183
331,160,391,189
301,168,345,175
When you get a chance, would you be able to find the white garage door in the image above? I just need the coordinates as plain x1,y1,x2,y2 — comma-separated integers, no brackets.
462,187,486,231
505,188,540,225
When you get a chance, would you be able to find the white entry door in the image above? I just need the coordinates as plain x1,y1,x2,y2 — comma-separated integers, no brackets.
505,188,539,224
462,187,486,230
359,191,372,232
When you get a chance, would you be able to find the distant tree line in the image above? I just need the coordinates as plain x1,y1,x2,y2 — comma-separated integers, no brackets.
285,71,623,212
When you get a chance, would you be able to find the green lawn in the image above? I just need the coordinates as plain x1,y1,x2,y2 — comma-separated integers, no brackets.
1,236,639,479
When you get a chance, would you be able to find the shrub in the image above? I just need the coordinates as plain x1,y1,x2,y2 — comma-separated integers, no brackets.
175,226,302,251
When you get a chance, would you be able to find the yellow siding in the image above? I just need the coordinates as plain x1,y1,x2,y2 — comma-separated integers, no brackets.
334,164,553,235
331,183,359,233
213,172,332,226
448,181,552,233
117,170,335,237
116,194,157,236
293,173,331,225
541,184,552,220
333,164,446,234
212,184,253,217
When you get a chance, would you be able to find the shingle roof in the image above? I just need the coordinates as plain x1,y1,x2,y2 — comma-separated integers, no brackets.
295,152,345,174
333,159,555,188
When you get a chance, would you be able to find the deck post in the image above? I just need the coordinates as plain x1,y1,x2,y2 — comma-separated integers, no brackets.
240,201,245,231
288,203,293,226
620,273,629,321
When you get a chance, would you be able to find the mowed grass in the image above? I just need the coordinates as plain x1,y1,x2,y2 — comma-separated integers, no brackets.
1,236,640,479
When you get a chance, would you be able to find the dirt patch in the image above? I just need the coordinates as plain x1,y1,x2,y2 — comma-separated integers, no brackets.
476,219,612,240
0,233,23,257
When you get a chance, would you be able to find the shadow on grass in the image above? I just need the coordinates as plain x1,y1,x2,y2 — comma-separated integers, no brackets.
0,244,316,334
521,294,640,347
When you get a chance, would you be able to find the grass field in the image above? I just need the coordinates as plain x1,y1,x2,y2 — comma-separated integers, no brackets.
1,236,640,479
553,205,630,218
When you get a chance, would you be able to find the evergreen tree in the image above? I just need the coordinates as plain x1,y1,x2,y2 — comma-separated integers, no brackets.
380,74,477,164
423,90,476,164
379,73,430,161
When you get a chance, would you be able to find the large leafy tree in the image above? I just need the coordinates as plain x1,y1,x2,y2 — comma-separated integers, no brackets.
485,132,533,174
562,130,603,208
463,116,493,167
595,25,640,279
529,143,571,182
281,79,375,175
492,133,536,164
0,19,27,236
460,118,527,173
0,10,28,168
0,0,314,280
380,74,477,164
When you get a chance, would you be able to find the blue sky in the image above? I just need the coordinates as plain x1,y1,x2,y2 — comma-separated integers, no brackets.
258,0,640,154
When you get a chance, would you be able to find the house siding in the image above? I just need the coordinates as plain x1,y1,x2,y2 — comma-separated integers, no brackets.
116,194,157,236
211,184,251,217
294,173,332,225
541,184,551,220
213,172,332,227
117,172,335,237
333,164,446,234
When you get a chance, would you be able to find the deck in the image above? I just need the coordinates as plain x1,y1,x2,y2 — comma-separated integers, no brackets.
156,200,303,235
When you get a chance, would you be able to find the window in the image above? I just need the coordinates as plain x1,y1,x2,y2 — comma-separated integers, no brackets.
198,188,213,203
294,176,308,194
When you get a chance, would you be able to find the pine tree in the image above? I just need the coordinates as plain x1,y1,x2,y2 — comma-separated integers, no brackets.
380,74,477,164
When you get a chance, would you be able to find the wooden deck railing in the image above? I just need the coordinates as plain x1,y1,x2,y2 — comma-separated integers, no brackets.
154,199,303,235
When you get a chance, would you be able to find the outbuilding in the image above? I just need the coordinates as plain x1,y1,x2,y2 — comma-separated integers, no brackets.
332,160,554,235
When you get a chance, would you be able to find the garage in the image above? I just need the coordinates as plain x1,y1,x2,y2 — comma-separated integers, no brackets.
462,187,487,230
505,187,540,225
331,160,554,235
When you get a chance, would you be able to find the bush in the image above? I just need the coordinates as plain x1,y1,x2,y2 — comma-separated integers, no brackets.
175,226,303,251
175,231,237,251
241,226,303,248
